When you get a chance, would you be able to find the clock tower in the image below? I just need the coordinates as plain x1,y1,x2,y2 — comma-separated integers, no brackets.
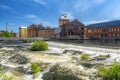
59,14,69,27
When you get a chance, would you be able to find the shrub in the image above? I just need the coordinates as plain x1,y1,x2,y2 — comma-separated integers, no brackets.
98,62,120,80
31,63,43,74
31,40,48,51
81,53,89,60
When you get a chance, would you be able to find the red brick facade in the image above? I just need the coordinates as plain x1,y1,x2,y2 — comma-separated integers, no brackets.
27,24,39,37
85,26,120,39
60,19,85,39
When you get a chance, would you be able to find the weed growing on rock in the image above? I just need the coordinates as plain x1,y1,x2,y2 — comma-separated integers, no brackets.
31,63,43,74
81,53,89,60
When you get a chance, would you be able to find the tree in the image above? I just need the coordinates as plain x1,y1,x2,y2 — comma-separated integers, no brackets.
4,31,12,37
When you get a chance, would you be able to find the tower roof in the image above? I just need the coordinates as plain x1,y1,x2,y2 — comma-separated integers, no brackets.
60,14,69,19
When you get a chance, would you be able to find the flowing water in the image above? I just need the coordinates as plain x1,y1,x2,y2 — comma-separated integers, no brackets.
48,42,120,62
0,41,120,80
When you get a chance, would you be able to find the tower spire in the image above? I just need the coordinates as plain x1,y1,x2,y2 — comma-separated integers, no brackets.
6,23,8,32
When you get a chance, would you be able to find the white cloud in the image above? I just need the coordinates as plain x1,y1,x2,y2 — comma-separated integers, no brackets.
33,0,46,5
42,21,57,27
85,19,110,25
73,0,106,12
25,14,56,27
25,14,41,23
60,12,74,20
0,3,10,9
94,0,106,5
26,14,38,18
67,12,74,20
112,16,120,20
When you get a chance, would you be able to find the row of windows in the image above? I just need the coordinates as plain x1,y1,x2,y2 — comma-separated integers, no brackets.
67,27,84,30
93,34,120,38
88,28,120,33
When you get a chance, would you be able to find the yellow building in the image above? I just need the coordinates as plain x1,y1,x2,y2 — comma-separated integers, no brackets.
38,29,55,38
19,27,27,37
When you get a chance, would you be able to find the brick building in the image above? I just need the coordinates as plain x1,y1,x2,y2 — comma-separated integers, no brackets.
60,19,85,39
38,28,55,38
85,20,120,39
27,24,42,37
59,14,69,26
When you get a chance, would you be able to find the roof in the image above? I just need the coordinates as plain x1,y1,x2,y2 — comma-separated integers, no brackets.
86,20,120,28
61,19,85,27
60,14,69,19
69,19,84,26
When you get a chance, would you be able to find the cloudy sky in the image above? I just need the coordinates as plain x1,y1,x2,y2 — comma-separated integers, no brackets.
0,0,120,32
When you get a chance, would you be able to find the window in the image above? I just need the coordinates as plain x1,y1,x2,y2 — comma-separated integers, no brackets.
109,34,111,37
118,28,120,31
117,34,119,37
81,27,84,30
88,30,92,33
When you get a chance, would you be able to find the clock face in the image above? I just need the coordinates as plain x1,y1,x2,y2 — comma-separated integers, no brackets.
61,14,68,19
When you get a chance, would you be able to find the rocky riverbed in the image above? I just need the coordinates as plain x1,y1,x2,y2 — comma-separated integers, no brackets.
0,42,120,80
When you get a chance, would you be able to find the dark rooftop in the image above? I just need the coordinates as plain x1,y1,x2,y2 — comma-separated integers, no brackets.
86,20,120,28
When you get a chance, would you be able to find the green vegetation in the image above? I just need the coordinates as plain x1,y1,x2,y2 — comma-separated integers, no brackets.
0,73,14,80
81,53,89,60
31,63,43,74
2,76,14,80
0,67,3,71
0,31,12,37
98,62,120,80
31,40,48,51
21,39,32,43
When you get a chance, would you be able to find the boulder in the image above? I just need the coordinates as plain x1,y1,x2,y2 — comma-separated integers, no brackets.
9,54,29,64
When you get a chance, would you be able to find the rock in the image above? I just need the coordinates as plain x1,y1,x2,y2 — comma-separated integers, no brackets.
78,61,104,68
15,66,28,74
63,50,82,55
95,54,110,61
43,63,85,80
9,54,29,64
1,47,14,51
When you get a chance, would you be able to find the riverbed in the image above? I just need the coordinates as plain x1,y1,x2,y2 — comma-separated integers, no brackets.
0,41,120,80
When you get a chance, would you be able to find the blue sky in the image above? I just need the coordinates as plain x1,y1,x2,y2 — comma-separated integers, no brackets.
0,0,120,33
